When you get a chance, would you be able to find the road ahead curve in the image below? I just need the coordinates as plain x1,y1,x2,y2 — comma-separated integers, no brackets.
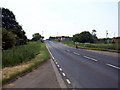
45,40,119,88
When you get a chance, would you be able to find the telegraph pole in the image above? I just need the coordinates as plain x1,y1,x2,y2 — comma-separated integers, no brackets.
106,30,108,38
106,30,108,43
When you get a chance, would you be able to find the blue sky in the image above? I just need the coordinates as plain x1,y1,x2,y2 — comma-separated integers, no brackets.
0,0,119,39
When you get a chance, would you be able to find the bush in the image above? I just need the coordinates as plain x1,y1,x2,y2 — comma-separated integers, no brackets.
2,28,17,50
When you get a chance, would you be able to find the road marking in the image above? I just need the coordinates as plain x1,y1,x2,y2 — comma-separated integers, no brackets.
62,73,66,76
52,57,55,60
66,79,71,84
57,65,60,67
59,68,63,71
55,62,58,64
106,64,120,70
53,59,56,62
73,52,79,55
46,44,55,60
67,50,70,52
83,56,98,62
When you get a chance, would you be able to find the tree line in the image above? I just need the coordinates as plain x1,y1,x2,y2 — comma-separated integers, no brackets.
72,30,98,43
1,8,27,50
0,8,43,50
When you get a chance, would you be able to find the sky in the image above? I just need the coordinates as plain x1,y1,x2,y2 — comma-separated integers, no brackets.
0,0,119,39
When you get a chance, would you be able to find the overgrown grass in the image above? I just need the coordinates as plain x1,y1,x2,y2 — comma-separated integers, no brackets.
62,41,120,52
2,43,50,84
2,41,41,67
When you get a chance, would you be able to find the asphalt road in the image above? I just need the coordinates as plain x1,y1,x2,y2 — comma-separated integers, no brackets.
46,40,119,88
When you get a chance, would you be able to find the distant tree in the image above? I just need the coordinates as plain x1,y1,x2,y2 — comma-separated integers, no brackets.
79,31,94,43
92,29,98,42
92,29,96,35
49,36,56,40
32,33,41,41
72,33,80,42
72,31,94,43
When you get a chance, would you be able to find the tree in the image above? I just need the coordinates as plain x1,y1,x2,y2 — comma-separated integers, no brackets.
72,33,80,42
2,28,16,49
92,29,96,35
92,29,98,41
49,36,56,40
79,31,94,43
1,8,28,49
72,31,94,43
32,33,41,41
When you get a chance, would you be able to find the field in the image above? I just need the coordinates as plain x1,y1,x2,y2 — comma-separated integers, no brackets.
62,41,120,52
3,41,41,67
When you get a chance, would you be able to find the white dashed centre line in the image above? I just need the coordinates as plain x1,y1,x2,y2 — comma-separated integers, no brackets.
73,52,79,55
83,56,98,62
62,73,66,76
66,79,71,84
106,64,120,70
67,50,70,52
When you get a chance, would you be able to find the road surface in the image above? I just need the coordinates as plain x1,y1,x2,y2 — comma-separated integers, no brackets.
46,40,119,88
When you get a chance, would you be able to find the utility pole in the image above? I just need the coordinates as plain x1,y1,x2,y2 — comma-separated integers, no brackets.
106,30,108,44
106,30,108,38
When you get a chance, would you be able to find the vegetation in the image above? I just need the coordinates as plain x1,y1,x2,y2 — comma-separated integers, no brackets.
49,36,56,40
2,43,50,84
1,8,27,50
62,41,120,52
31,33,41,41
2,42,41,67
72,31,95,43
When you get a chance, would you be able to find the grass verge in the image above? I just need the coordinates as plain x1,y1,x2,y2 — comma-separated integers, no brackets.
2,43,50,85
62,41,120,53
2,42,42,67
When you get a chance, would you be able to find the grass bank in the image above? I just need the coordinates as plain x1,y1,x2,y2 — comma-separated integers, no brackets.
62,41,120,53
2,42,41,67
2,42,50,84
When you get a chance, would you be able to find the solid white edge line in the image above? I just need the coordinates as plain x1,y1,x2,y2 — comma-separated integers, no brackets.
62,73,66,76
106,64,120,70
66,79,71,84
46,44,55,60
84,56,98,62
46,43,67,88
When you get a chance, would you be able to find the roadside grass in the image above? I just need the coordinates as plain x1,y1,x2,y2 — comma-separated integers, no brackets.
2,43,50,84
62,41,120,53
2,42,41,67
